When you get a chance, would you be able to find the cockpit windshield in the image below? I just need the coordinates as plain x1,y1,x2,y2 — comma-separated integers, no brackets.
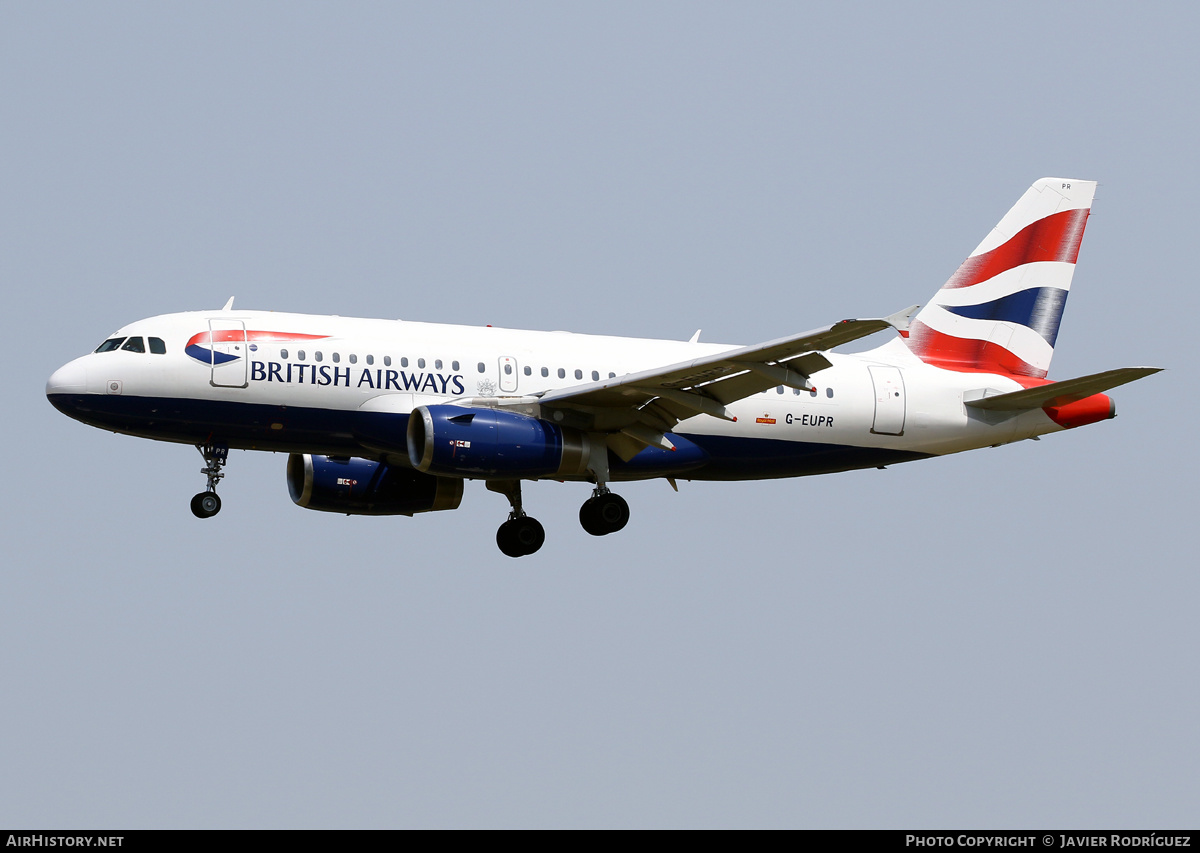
94,336,167,354
94,338,125,353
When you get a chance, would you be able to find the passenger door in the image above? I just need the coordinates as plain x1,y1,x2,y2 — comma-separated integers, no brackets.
869,365,906,435
209,319,248,388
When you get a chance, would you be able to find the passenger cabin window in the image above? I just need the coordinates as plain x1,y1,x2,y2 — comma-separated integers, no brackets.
401,357,409,368
366,355,374,365
477,362,486,373
557,368,566,379
826,388,834,398
418,358,426,369
349,354,357,364
298,350,306,361
384,356,392,367
435,359,442,370
149,337,166,354
121,337,145,353
332,353,340,363
608,372,616,379
592,370,599,381
452,361,460,371
541,367,549,377
574,369,583,380
281,348,289,359
95,338,125,353
315,351,323,362
524,366,531,376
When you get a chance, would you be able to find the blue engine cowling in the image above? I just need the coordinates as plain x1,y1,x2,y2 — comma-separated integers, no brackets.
287,454,463,515
407,405,592,478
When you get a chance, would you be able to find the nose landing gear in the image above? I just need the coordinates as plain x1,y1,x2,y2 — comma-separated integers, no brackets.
190,442,228,519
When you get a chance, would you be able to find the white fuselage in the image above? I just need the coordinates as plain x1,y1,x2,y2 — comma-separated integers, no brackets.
47,309,1063,482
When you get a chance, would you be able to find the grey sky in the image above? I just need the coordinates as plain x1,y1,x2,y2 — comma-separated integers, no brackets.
2,2,1194,827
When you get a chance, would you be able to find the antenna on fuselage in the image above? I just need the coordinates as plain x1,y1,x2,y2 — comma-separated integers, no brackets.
221,296,235,311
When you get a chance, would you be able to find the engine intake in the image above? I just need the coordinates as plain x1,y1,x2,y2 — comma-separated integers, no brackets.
287,454,463,515
407,405,592,478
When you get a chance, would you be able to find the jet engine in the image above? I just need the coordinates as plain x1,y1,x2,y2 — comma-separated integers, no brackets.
287,454,463,515
406,405,593,478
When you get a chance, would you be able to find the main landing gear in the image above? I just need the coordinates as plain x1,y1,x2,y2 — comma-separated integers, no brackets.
488,480,545,558
486,478,631,557
579,487,630,536
577,439,629,537
190,442,228,519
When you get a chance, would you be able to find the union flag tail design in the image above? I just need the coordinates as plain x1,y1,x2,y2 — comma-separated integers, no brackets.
903,178,1096,378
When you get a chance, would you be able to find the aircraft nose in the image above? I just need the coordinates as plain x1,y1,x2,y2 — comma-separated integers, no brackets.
46,358,88,397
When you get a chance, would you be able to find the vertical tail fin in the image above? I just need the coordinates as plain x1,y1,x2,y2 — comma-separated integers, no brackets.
903,178,1096,378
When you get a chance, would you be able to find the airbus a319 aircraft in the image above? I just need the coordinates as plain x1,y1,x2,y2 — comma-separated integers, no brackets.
47,178,1160,556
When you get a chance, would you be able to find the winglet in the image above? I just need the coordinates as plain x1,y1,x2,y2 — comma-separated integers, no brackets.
885,304,920,334
688,330,702,344
222,297,236,311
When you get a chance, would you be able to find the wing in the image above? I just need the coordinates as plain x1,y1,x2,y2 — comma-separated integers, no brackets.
501,306,917,459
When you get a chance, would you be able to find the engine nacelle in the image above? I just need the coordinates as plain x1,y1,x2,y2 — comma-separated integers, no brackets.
407,405,592,478
287,454,463,515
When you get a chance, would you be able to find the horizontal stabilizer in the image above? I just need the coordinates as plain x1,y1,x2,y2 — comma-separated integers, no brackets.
885,304,920,333
964,367,1162,411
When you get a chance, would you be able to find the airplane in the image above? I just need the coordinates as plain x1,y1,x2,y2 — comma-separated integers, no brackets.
46,178,1161,556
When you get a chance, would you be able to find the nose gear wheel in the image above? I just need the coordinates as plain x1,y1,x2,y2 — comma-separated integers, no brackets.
191,442,228,519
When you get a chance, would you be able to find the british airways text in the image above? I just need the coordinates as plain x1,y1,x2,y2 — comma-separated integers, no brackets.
251,361,466,394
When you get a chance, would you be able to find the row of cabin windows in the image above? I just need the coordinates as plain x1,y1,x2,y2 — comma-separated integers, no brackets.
95,336,167,354
278,349,460,372
486,363,616,381
775,386,835,398
249,344,838,397
276,350,618,383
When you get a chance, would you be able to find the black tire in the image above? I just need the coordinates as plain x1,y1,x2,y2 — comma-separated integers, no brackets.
595,493,629,532
580,493,629,536
579,499,604,536
190,491,222,519
512,517,545,555
496,520,523,557
497,517,545,557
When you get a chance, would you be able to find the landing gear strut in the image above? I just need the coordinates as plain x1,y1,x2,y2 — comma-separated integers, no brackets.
579,486,629,536
578,438,629,536
190,442,228,519
488,480,545,558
